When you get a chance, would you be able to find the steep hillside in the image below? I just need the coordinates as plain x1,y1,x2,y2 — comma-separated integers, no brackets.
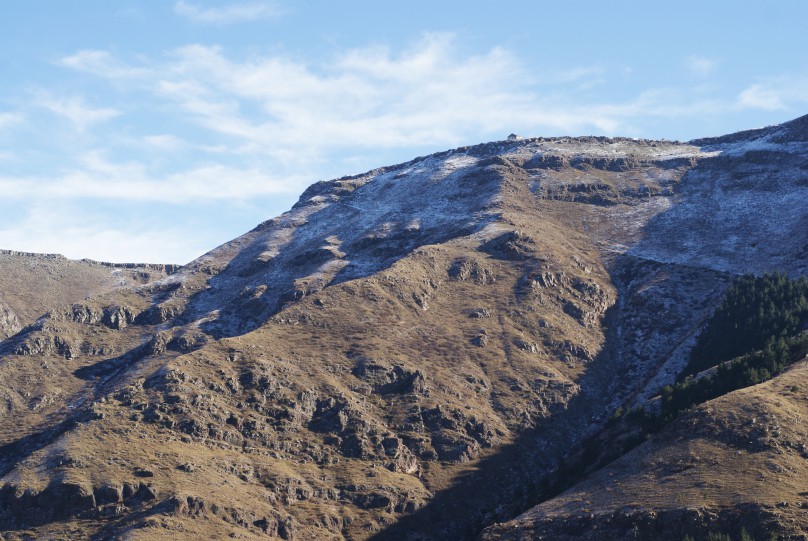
481,358,808,541
0,115,807,540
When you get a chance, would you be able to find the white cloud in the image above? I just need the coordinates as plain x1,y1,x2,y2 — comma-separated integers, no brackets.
87,35,614,153
546,66,606,85
50,36,806,171
0,112,24,130
143,134,186,151
38,96,120,132
738,84,786,110
685,55,718,78
174,1,284,25
54,34,777,187
0,203,207,264
0,151,305,204
737,77,808,111
59,50,150,79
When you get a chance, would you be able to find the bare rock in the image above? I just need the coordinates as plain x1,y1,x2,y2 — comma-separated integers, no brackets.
472,332,488,347
481,231,535,261
102,305,136,329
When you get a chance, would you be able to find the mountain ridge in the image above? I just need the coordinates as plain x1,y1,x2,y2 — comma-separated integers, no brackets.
0,115,807,540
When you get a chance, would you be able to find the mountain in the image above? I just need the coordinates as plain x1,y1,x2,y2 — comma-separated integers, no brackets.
0,115,807,540
0,251,176,340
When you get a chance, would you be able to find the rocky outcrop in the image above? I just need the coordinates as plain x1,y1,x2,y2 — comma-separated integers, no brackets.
481,231,535,261
13,332,80,359
167,495,295,539
102,305,137,330
134,303,181,325
352,358,428,395
482,505,787,541
0,302,21,339
0,478,156,528
64,303,104,325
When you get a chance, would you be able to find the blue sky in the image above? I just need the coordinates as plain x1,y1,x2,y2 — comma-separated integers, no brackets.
1,1,807,263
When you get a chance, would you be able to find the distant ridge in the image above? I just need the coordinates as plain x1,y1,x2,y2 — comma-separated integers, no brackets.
0,249,181,273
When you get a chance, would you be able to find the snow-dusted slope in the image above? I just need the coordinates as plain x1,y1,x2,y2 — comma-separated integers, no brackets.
632,116,808,275
171,134,724,338
181,150,500,336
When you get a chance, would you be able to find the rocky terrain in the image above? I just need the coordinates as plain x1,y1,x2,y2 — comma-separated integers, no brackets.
0,115,807,540
0,251,177,340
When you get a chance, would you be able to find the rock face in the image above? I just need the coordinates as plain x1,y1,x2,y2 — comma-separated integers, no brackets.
0,115,807,540
0,300,21,339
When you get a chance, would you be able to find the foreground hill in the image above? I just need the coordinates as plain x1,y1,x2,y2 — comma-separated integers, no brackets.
0,115,807,540
482,358,808,540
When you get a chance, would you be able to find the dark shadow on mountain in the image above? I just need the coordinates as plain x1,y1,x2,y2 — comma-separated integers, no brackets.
366,130,808,538
368,252,732,540
85,500,182,541
368,298,626,539
0,415,93,479
0,346,151,474
0,320,50,357
73,341,151,381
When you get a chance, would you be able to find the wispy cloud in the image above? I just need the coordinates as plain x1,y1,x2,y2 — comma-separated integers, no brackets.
59,34,638,158
685,55,718,78
142,134,187,151
545,66,606,85
174,1,285,25
0,202,208,263
38,96,120,132
0,151,305,203
46,35,808,180
738,84,786,110
737,76,808,111
0,112,24,131
59,50,150,79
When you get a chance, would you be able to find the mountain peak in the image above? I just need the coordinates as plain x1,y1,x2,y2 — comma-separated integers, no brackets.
2,116,808,540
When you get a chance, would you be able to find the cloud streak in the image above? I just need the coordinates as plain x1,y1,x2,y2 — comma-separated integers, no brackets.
685,55,718,78
38,33,808,213
174,1,285,25
0,202,209,263
0,112,24,131
38,96,120,132
0,152,305,203
65,34,795,164
57,34,644,159
60,50,151,79
737,76,808,111
36,36,808,198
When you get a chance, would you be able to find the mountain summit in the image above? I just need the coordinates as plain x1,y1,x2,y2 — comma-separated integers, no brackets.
1,115,808,540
